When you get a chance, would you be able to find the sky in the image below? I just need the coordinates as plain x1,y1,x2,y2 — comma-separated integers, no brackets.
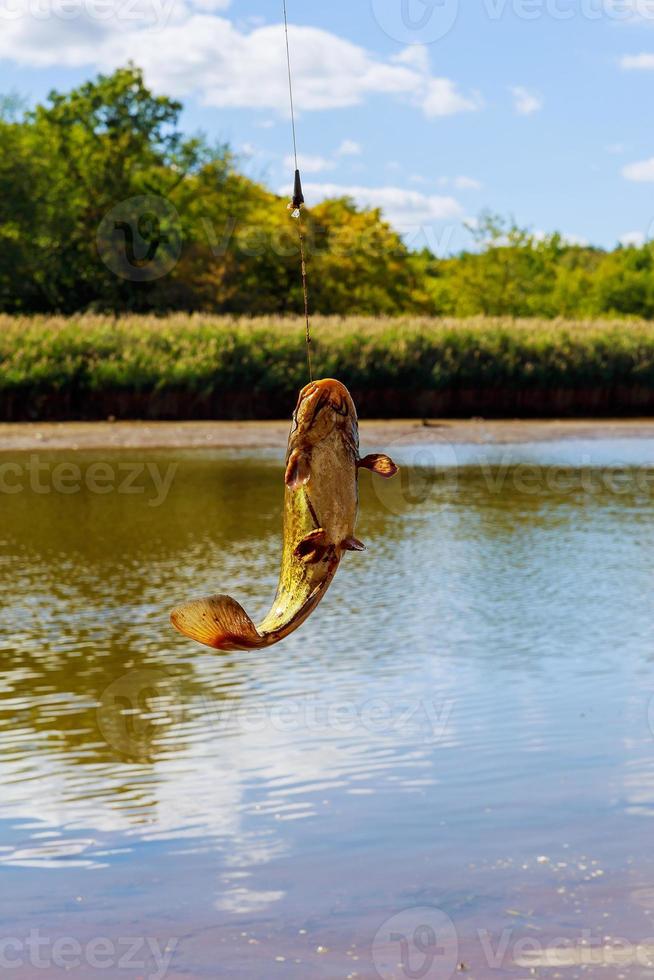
1,0,654,253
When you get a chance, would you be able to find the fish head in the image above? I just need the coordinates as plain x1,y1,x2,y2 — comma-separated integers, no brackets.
291,378,359,450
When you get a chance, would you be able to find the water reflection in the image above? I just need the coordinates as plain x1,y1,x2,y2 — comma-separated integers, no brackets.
0,445,653,957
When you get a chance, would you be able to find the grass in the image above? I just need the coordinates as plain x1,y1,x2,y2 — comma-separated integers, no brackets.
1,314,653,418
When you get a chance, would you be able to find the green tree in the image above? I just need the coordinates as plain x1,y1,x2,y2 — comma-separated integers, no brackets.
445,212,565,316
0,66,222,313
2,66,654,320
591,244,654,318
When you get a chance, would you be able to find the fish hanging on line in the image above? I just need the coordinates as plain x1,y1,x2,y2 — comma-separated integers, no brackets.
170,379,399,651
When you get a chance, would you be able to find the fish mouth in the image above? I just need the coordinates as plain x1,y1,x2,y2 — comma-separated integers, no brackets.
291,378,358,455
298,378,353,419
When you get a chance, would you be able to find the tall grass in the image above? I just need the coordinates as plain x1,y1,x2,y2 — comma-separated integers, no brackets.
2,314,654,387
1,315,653,418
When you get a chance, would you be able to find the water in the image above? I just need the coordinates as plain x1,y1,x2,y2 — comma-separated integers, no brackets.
1,438,654,978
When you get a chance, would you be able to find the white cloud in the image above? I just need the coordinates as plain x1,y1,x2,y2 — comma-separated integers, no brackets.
286,181,463,231
284,153,334,174
623,157,654,181
422,78,479,117
392,44,431,74
0,11,478,120
453,175,482,190
510,86,543,116
620,53,654,69
620,231,646,246
191,0,231,9
337,140,362,157
561,233,589,247
437,175,482,190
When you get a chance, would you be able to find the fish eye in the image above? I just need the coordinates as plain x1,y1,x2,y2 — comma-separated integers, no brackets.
331,398,349,416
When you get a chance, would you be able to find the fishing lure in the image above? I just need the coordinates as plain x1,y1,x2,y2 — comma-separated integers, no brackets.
170,379,398,650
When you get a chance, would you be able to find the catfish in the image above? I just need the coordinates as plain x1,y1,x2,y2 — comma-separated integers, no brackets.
170,379,398,651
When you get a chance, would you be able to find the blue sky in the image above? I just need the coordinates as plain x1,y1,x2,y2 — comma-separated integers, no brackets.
1,0,654,252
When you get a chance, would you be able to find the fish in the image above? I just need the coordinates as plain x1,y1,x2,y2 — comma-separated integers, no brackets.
170,378,398,651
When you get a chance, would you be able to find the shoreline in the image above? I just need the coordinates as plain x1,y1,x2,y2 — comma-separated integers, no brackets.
2,417,654,452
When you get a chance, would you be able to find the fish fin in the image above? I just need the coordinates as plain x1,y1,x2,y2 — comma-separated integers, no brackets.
358,453,399,479
170,594,263,651
342,536,366,552
294,528,329,564
285,448,311,490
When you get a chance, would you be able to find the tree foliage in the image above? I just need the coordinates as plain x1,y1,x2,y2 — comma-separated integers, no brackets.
1,67,653,319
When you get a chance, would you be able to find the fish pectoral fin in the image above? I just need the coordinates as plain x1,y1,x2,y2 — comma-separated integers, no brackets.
170,594,263,651
358,453,399,479
342,536,366,552
285,448,311,490
294,528,329,564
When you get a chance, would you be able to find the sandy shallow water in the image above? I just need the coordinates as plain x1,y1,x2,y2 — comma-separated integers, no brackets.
2,417,654,451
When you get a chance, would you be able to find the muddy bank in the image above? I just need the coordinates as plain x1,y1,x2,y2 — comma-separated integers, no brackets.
2,417,654,451
5,383,654,423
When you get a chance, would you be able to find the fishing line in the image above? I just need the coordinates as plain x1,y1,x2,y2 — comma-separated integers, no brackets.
283,0,313,382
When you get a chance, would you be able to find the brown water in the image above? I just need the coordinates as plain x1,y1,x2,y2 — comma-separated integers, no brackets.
2,438,654,979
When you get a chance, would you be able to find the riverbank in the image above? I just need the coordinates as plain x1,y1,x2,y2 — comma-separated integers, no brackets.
3,417,654,451
3,315,654,420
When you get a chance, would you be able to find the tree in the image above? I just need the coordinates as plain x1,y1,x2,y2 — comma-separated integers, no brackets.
444,212,564,317
0,66,222,312
2,67,654,319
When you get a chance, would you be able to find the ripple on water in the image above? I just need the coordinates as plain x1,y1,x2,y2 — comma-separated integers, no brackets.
0,447,653,942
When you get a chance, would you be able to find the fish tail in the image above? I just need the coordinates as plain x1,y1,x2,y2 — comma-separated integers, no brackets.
170,594,264,651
